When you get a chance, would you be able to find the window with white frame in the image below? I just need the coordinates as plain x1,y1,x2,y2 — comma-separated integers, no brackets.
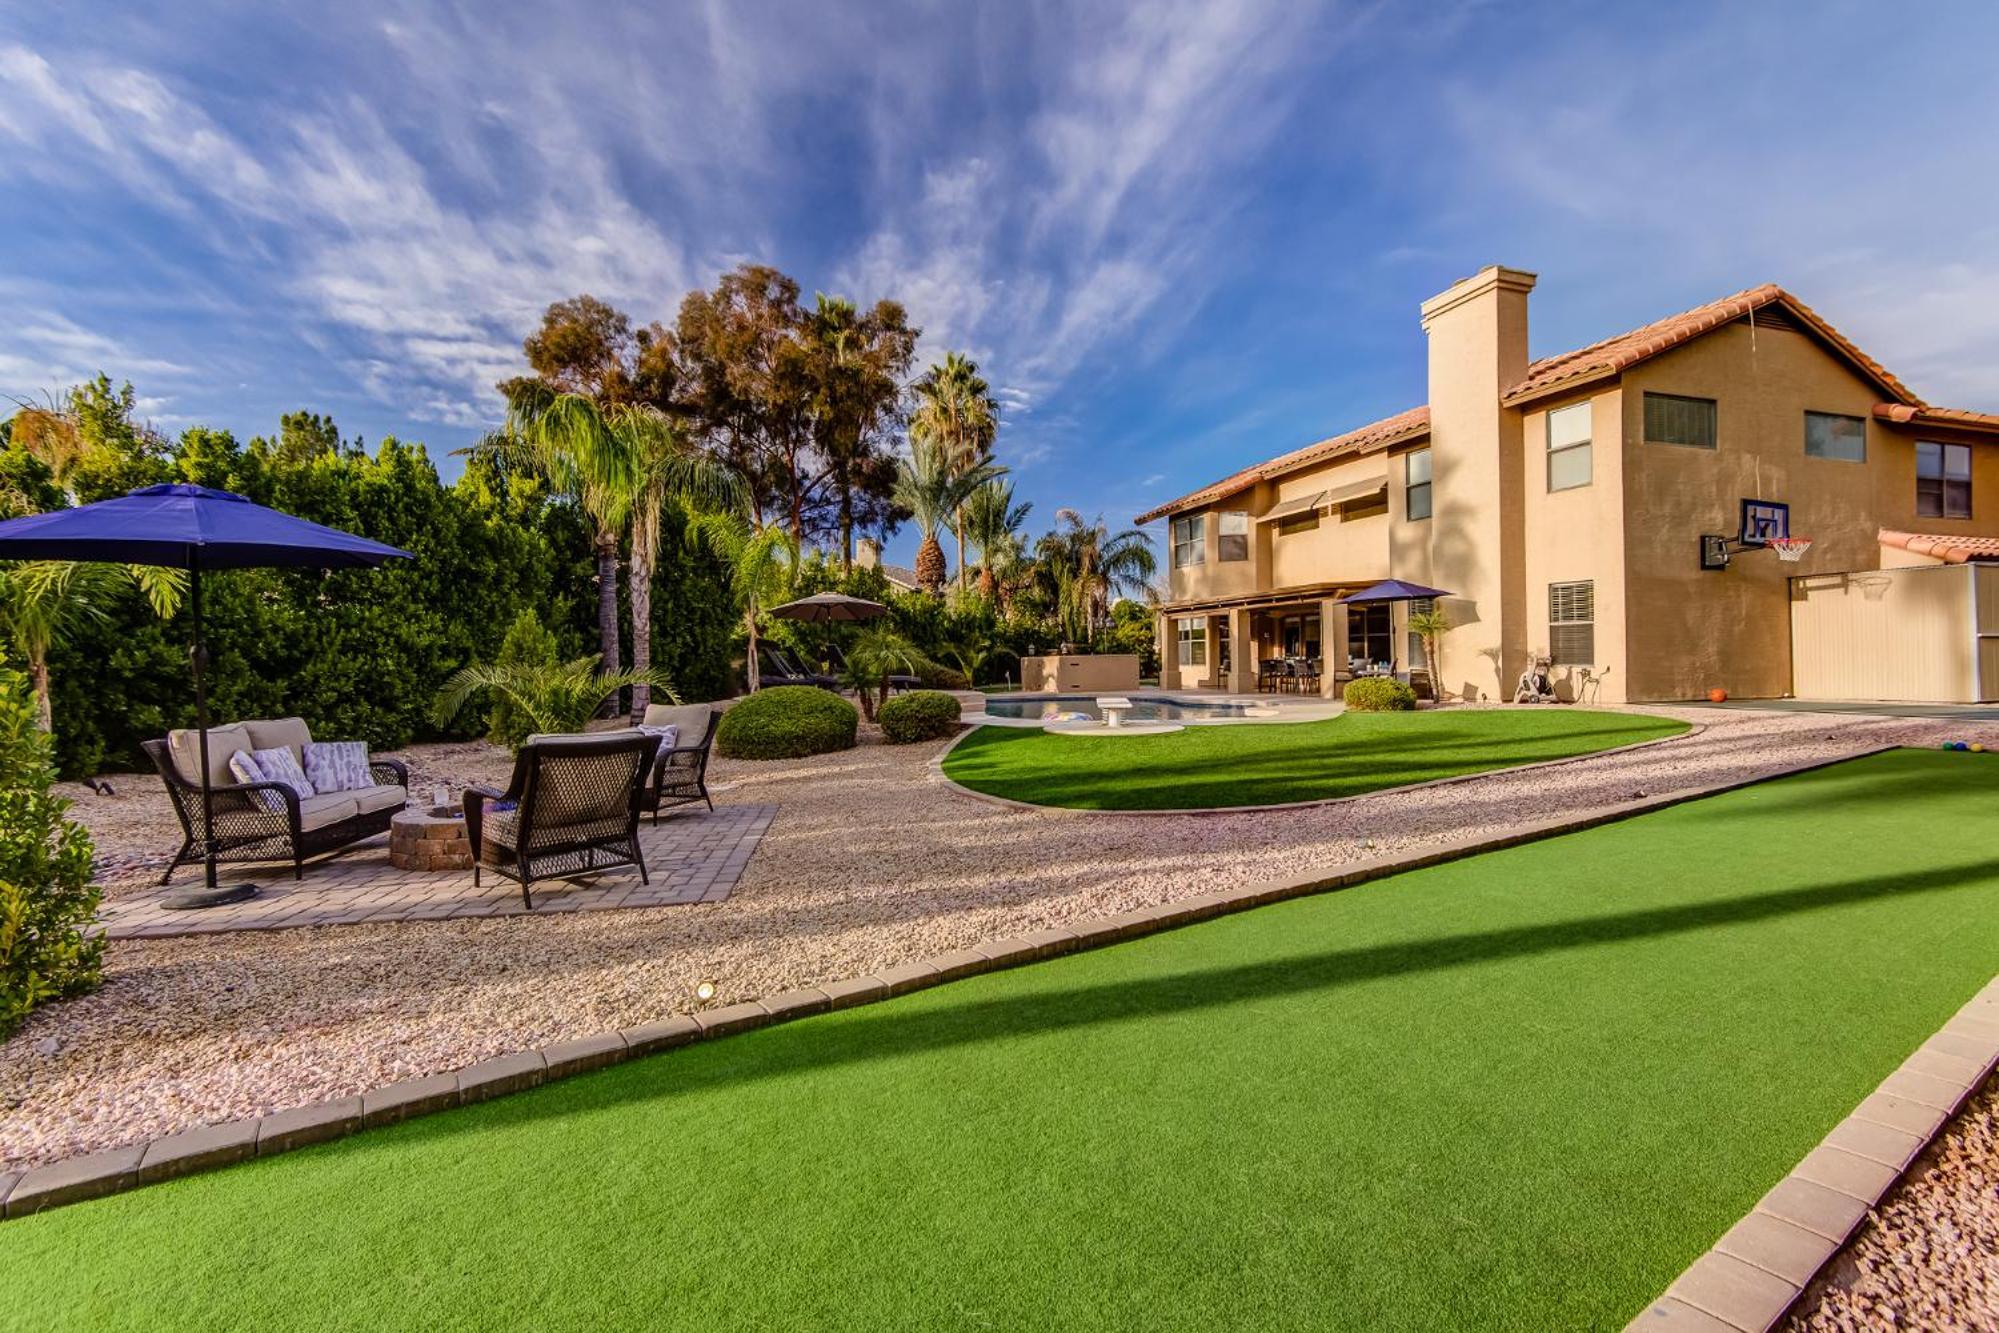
1548,581,1594,666
1170,514,1205,568
1405,448,1432,519
1547,403,1592,491
1917,441,1971,518
1218,510,1249,561
1805,411,1867,462
1176,617,1207,666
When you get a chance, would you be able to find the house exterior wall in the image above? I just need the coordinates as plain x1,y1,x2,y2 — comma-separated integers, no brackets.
1267,455,1394,590
1519,387,1630,702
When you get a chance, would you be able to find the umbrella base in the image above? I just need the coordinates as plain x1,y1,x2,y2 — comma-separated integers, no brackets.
162,883,261,910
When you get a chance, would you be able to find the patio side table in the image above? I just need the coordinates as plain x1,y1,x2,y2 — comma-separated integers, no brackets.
389,805,474,872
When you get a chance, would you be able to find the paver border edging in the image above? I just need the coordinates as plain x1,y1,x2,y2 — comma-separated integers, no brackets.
929,716,1708,817
0,741,1896,1222
1625,976,1999,1333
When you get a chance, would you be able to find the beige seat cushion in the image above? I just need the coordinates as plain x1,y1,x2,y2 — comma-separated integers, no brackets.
167,723,254,787
244,717,313,768
297,793,358,831
349,783,407,816
641,703,712,737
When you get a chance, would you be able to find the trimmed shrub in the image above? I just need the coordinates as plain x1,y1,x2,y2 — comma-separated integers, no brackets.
914,660,971,691
715,685,858,760
879,690,962,744
0,668,103,1038
1343,676,1417,712
486,610,560,747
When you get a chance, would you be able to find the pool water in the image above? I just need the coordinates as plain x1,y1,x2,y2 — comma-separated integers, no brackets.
982,695,1257,722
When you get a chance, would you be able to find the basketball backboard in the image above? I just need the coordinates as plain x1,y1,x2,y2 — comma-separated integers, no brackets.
1739,499,1790,546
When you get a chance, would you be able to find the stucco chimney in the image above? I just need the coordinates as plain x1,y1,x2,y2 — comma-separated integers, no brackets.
856,537,882,570
1418,266,1536,700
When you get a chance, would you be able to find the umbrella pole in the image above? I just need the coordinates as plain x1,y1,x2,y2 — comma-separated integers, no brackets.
164,558,257,909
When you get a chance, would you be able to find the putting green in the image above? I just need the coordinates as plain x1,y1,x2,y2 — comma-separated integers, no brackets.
4,748,1995,1331
942,707,1688,809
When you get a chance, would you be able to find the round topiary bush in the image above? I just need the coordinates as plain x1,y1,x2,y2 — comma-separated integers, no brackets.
715,686,858,760
915,661,971,691
1343,676,1417,712
878,690,962,744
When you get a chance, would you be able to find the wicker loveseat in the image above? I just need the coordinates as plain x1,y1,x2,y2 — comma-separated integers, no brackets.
636,702,720,822
464,731,662,909
143,717,409,885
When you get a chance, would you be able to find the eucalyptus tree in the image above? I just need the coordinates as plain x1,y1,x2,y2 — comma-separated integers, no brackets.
802,294,917,571
908,353,1000,593
892,437,1004,595
1034,509,1157,644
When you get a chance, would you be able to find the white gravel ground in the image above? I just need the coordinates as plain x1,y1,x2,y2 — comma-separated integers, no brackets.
5,704,1996,1178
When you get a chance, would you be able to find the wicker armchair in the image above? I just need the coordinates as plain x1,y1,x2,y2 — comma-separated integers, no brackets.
639,706,719,823
144,725,409,885
464,732,662,909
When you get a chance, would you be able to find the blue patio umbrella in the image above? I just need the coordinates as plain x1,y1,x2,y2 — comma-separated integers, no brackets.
1341,578,1453,603
0,484,410,906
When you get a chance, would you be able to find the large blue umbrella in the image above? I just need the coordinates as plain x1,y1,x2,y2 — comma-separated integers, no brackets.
1342,578,1453,603
0,484,410,906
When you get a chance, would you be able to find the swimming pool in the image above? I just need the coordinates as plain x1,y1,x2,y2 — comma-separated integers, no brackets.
980,695,1258,722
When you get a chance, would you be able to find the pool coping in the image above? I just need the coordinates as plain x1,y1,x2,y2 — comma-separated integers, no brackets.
930,714,1707,817
1626,977,1999,1332
0,741,1894,1222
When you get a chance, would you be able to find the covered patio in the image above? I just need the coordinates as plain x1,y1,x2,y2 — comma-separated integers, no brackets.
1155,582,1435,696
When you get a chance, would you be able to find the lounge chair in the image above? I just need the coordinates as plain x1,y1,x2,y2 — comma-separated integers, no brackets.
759,644,840,690
824,642,919,694
464,731,662,909
144,717,409,884
636,702,719,822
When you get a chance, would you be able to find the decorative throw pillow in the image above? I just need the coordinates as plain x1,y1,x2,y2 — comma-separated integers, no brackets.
250,746,316,799
227,751,289,813
637,724,679,751
304,740,372,794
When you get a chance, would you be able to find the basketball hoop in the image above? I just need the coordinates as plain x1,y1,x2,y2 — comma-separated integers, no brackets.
1767,536,1812,563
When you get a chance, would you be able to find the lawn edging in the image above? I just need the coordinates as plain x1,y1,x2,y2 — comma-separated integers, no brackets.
931,714,1705,817
0,741,1893,1222
1626,975,1999,1333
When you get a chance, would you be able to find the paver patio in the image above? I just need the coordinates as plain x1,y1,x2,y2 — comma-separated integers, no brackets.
96,804,778,938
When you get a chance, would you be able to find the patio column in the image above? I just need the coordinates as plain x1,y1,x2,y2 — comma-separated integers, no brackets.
1228,610,1255,694
1321,597,1347,699
1157,613,1180,689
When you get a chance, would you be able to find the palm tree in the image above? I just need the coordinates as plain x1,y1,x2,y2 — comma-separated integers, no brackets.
0,561,184,732
908,353,1000,594
1034,510,1157,645
432,656,673,739
960,479,1031,602
838,625,932,722
892,437,1003,595
685,515,801,693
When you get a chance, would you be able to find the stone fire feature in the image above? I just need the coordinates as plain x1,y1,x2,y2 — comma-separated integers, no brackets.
389,805,474,872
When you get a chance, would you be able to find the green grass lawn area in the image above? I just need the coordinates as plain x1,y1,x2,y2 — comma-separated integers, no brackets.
8,749,1999,1331
942,707,1689,810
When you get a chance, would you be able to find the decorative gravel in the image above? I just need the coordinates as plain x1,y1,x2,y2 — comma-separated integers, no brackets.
5,705,1997,1178
1788,1077,1999,1332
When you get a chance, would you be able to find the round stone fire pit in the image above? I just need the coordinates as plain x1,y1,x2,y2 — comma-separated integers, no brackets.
389,805,473,873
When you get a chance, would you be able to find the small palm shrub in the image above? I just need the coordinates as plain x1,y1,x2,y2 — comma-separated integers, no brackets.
0,667,102,1038
879,690,961,744
433,655,673,741
485,610,561,747
1344,677,1417,712
716,686,858,760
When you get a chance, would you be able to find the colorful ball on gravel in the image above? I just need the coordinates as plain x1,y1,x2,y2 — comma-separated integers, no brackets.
1943,741,1958,750
1973,743,1988,753
1953,741,1972,751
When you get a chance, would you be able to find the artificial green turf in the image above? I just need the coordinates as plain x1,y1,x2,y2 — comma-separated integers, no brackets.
941,708,1688,809
7,748,1999,1332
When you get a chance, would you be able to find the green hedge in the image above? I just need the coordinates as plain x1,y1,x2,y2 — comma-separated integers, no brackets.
1343,677,1417,712
879,690,961,744
715,686,858,760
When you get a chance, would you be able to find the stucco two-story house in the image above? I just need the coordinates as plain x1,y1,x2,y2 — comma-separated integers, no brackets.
1141,266,1999,704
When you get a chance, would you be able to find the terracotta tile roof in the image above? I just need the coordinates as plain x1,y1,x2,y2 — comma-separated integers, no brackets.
1873,403,1999,435
1133,406,1429,525
1878,529,1999,563
1503,285,1922,407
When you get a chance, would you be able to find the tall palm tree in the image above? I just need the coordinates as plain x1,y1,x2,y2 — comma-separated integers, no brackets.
892,437,1003,595
0,561,183,732
960,479,1031,602
1034,509,1157,645
684,515,801,693
908,353,999,594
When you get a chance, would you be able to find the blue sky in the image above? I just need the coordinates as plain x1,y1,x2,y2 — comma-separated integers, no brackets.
3,2,1997,566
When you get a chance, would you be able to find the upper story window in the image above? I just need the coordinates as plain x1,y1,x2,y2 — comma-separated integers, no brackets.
1405,448,1433,520
1276,511,1319,536
1917,441,1972,518
1340,489,1389,522
1218,510,1249,561
1546,402,1592,491
1645,392,1718,449
1548,580,1595,666
1170,514,1204,568
1805,411,1867,462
